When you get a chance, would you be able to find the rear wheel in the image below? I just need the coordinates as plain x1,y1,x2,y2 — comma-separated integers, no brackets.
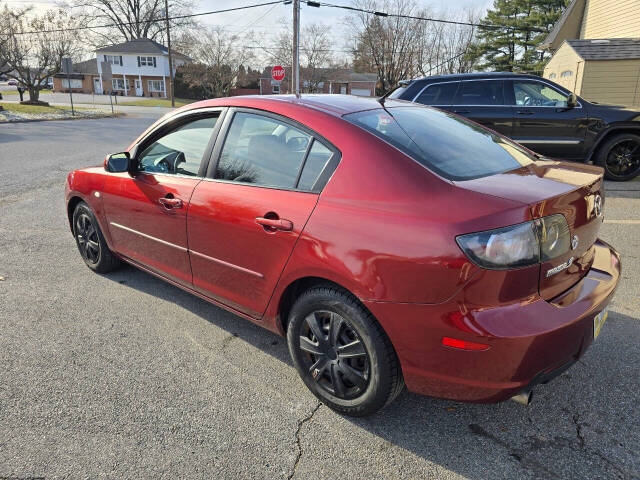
595,133,640,181
72,202,121,273
287,286,404,416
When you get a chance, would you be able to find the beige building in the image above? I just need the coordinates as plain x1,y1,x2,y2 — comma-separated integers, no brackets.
541,0,640,106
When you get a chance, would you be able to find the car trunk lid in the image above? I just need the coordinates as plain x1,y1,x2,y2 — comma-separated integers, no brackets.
454,159,605,299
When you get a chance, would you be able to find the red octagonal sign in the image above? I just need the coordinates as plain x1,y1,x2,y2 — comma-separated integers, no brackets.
271,65,285,82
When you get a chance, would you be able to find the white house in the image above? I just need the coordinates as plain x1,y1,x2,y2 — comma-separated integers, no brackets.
54,38,190,97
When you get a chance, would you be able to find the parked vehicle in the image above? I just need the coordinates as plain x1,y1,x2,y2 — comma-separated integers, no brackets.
389,72,640,181
7,79,17,86
65,95,620,416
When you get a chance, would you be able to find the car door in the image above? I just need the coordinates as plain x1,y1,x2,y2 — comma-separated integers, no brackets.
101,109,224,286
187,109,340,318
508,79,588,159
450,79,513,137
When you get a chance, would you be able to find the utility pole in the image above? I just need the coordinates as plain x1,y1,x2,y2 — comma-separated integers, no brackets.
292,0,300,95
164,0,175,107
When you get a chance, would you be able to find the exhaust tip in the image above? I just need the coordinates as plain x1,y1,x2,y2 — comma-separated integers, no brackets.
510,390,533,406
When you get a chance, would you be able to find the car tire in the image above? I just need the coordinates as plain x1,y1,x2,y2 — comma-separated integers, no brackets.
72,201,121,273
287,285,404,417
595,133,640,181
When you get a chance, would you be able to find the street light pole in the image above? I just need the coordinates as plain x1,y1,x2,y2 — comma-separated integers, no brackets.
292,0,300,96
164,0,175,107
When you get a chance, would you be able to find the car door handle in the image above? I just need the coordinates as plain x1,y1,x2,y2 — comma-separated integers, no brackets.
516,110,534,115
256,217,293,232
158,197,183,209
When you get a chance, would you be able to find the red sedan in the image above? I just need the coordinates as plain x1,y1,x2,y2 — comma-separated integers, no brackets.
65,95,620,416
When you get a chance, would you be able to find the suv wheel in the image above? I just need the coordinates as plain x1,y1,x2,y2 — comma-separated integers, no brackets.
287,286,404,416
595,133,640,181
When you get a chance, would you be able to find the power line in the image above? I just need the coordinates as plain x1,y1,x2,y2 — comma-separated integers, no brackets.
7,0,287,36
305,0,548,34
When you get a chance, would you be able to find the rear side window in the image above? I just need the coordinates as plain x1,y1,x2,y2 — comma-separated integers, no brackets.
297,141,333,190
216,112,311,189
454,80,504,105
414,82,458,105
344,106,534,181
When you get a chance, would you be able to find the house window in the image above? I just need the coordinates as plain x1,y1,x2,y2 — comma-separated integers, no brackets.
62,78,82,89
549,73,556,79
272,84,280,94
148,80,164,92
104,55,122,66
112,78,125,91
561,70,573,78
138,56,156,67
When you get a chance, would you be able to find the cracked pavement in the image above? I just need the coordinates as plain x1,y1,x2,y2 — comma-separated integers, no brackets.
1,114,639,479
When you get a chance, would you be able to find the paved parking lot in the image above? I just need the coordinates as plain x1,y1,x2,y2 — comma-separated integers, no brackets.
1,115,639,479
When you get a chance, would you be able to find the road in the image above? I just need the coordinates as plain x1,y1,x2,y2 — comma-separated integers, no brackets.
1,114,639,479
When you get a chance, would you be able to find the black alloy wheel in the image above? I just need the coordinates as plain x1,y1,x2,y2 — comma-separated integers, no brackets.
299,310,370,400
75,212,101,265
287,286,404,416
596,133,640,181
72,202,121,273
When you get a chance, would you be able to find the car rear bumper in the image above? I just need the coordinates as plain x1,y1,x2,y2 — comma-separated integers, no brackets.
364,239,621,403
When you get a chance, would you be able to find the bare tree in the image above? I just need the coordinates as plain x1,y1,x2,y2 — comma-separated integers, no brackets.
0,7,80,103
69,0,195,48
347,0,423,94
269,20,333,92
178,27,254,99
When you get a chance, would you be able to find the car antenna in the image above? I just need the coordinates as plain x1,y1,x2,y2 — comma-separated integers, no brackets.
378,79,410,105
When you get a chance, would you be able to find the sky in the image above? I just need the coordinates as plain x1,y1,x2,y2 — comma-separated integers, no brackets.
3,0,495,64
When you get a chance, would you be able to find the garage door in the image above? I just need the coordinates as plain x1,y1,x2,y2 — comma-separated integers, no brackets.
351,88,371,97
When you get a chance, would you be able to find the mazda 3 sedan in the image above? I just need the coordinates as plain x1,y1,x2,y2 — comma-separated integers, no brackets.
65,95,620,416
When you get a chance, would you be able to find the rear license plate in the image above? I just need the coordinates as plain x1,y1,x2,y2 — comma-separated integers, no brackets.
593,307,609,340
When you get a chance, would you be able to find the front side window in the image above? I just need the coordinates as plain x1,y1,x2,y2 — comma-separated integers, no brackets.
137,116,218,176
112,78,125,91
216,112,311,189
454,80,504,106
345,106,534,181
513,80,569,107
415,82,458,106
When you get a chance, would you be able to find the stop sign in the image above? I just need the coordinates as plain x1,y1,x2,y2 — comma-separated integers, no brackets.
271,65,285,82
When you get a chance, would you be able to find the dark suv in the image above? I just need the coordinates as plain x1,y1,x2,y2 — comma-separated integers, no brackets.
390,72,640,181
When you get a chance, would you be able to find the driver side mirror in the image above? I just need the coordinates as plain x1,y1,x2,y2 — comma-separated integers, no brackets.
567,93,578,109
104,152,131,173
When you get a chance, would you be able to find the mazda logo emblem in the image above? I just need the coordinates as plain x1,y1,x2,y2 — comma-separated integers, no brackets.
593,195,602,218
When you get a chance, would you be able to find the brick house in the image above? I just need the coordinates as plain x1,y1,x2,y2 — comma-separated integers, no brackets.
53,38,191,97
259,67,377,96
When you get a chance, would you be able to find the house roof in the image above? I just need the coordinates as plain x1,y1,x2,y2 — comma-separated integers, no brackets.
95,38,191,60
540,0,586,51
567,38,640,60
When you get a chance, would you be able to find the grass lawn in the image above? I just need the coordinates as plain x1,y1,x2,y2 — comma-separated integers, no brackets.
0,102,88,114
1,89,53,96
118,97,196,107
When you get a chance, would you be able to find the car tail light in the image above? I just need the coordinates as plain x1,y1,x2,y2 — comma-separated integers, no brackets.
456,214,570,270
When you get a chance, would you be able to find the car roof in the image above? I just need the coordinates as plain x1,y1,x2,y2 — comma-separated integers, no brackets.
181,94,408,117
402,72,543,85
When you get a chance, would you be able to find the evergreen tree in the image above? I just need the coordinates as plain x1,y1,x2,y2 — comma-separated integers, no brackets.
468,0,568,74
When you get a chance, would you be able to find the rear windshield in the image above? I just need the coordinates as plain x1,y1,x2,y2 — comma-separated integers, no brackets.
344,106,535,181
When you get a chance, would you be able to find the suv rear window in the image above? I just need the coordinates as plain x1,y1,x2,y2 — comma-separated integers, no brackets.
344,106,534,181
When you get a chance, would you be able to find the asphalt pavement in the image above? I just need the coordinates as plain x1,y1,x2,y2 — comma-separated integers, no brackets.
0,114,639,479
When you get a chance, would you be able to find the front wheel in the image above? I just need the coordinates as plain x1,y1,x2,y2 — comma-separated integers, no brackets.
72,201,121,273
595,133,640,181
287,286,404,417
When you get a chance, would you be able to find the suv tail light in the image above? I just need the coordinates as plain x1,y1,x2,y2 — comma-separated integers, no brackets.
456,214,570,270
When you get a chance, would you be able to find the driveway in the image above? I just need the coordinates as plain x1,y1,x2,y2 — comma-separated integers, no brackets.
0,116,638,479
